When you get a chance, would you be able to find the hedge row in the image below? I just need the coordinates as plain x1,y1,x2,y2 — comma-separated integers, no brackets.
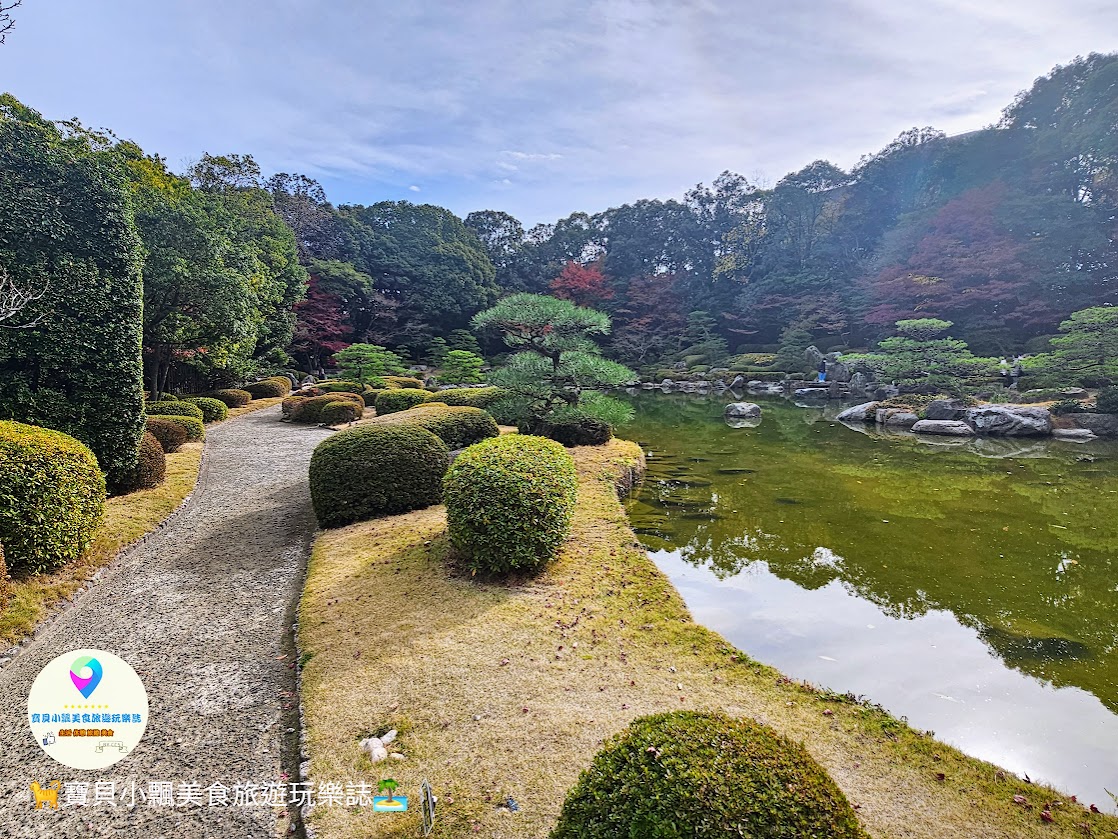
111,431,166,495
383,375,424,389
319,400,364,425
158,415,205,442
374,388,431,415
369,404,499,450
145,400,203,420
181,396,229,423
289,393,365,424
0,421,106,573
444,435,577,575
244,379,287,399
145,417,188,453
432,386,504,408
207,389,252,408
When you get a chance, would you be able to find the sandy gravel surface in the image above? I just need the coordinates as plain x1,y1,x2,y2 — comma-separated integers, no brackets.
0,408,330,838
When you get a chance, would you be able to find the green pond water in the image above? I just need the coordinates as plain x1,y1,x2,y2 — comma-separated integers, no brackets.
621,391,1118,805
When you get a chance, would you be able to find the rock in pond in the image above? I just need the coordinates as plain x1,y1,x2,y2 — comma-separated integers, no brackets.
1068,413,1118,438
1053,428,1097,442
836,401,878,422
965,406,1051,437
924,398,970,421
880,409,919,429
912,419,975,436
724,402,761,419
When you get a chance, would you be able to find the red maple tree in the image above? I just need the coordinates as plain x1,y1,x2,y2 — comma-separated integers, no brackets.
549,260,614,307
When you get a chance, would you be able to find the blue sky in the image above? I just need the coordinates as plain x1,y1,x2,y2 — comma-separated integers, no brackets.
2,1,1117,225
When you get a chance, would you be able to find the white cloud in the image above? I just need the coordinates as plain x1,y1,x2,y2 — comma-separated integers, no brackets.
1,0,1116,224
408,185,421,192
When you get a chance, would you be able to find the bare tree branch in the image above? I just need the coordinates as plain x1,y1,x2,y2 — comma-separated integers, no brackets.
0,1,22,45
0,266,47,328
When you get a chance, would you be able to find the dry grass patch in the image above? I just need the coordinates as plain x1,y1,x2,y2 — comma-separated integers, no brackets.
299,440,1117,839
0,442,203,643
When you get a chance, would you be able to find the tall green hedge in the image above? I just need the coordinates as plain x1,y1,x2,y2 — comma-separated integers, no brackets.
551,711,869,839
0,420,106,573
309,424,449,527
444,435,577,575
0,96,145,485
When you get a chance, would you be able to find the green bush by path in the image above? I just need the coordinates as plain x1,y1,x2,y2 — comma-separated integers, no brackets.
383,375,424,389
265,375,293,394
158,415,205,442
371,404,499,450
206,388,252,408
432,386,505,408
539,416,612,446
309,424,449,527
374,388,431,415
110,430,166,495
551,711,869,839
362,389,383,407
282,396,307,417
181,396,228,423
444,435,577,575
145,417,188,453
290,393,363,424
0,421,106,573
145,400,203,420
244,379,288,399
319,400,364,425
317,380,365,393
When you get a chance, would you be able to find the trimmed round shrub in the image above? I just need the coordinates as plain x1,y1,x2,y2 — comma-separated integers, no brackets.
265,375,293,394
159,415,205,442
540,416,612,446
1097,386,1118,414
281,396,307,417
181,396,228,423
244,379,288,399
551,711,869,839
309,424,449,527
318,380,365,393
319,400,364,425
373,405,498,450
375,388,431,415
362,389,383,407
0,421,106,573
290,393,364,424
146,400,203,420
145,416,188,453
111,431,166,495
434,386,505,408
207,388,252,408
444,435,577,575
383,375,425,389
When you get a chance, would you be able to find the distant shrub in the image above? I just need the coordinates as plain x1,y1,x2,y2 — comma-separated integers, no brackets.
145,400,203,420
145,417,188,453
244,379,288,399
362,389,383,407
431,386,505,408
740,371,787,381
372,404,499,450
1051,399,1090,415
181,396,228,423
0,421,106,573
1098,387,1118,414
689,364,710,373
732,352,778,367
159,415,205,442
318,380,365,394
375,388,431,415
319,400,364,425
551,711,869,839
383,375,425,389
281,396,307,417
309,424,449,527
444,435,577,575
111,431,166,494
265,375,293,394
290,394,363,424
207,389,252,408
540,416,612,446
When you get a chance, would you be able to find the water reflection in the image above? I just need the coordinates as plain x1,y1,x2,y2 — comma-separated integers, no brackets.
623,391,1118,805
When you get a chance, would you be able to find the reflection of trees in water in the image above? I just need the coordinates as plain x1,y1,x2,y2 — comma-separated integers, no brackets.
624,392,1118,710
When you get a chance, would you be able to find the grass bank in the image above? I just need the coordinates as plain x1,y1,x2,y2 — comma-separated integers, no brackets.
0,396,283,645
299,439,1117,839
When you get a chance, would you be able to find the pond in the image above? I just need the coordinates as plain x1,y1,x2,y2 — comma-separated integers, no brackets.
622,390,1118,808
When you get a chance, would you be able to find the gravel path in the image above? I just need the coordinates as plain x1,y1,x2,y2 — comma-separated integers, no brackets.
0,408,331,838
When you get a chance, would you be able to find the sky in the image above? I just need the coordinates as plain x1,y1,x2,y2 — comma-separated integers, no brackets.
1,1,1117,226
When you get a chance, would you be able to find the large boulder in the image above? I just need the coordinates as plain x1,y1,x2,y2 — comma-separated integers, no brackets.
966,406,1052,437
659,379,674,389
804,345,825,369
912,419,975,436
1068,413,1118,438
924,399,969,421
836,402,878,422
848,371,872,397
747,381,783,396
724,402,761,419
794,387,828,399
728,375,746,390
881,410,919,429
826,359,852,383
